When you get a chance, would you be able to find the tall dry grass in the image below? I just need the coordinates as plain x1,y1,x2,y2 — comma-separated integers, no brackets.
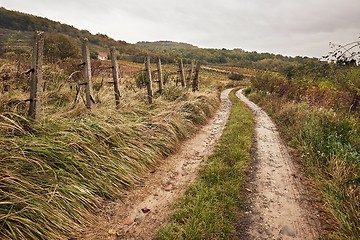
0,60,221,239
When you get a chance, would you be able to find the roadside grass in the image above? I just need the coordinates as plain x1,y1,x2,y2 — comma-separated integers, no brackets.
247,91,360,240
0,61,223,239
157,90,254,240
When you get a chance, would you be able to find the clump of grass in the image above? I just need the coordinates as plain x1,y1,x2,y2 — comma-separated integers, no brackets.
242,86,252,95
0,68,221,239
157,90,254,240
294,110,359,239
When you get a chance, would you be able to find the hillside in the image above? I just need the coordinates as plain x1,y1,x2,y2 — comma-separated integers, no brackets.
0,7,317,69
0,7,144,60
135,40,312,68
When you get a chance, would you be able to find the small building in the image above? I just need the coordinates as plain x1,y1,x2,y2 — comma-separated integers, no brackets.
98,51,108,60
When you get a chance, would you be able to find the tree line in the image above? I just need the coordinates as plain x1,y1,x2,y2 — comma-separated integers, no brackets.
0,7,318,70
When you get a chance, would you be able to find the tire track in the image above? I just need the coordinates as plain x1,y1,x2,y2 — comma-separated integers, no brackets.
80,89,233,240
236,89,318,240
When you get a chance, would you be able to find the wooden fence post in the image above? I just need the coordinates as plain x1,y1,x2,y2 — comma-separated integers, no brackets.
187,60,195,88
192,60,201,92
110,46,121,108
157,58,164,94
82,38,94,109
145,56,153,104
178,59,186,87
28,31,44,119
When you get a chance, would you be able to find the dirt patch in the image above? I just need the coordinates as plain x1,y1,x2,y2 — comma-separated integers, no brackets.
79,89,233,240
235,90,320,240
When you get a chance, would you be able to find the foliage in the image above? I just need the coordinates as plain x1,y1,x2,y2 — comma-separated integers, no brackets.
248,38,360,237
136,41,311,68
0,6,319,70
135,71,147,88
228,73,244,81
253,58,299,73
157,91,254,240
0,7,143,61
251,64,360,113
249,74,360,239
90,50,98,60
44,33,80,60
243,86,252,95
324,37,360,65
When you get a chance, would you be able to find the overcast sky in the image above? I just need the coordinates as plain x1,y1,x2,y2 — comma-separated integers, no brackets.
1,0,359,57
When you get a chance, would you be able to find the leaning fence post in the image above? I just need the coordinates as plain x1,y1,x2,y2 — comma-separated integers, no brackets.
178,59,186,87
145,56,153,104
187,60,195,88
82,38,94,109
28,31,44,119
157,58,164,94
192,60,201,92
110,46,121,108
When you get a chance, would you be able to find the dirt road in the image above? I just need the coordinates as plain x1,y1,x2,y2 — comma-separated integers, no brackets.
80,88,319,240
80,89,233,240
236,89,318,240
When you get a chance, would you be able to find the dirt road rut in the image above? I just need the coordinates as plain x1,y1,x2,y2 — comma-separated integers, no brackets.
81,89,233,240
236,89,318,240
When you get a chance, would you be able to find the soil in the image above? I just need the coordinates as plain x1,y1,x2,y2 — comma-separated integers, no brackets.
79,89,233,240
235,89,320,240
79,88,320,240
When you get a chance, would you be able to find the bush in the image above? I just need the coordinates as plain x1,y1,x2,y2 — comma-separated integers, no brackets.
228,73,244,81
243,86,252,95
135,71,147,88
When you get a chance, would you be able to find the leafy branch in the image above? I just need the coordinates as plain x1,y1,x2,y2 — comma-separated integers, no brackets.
323,36,360,65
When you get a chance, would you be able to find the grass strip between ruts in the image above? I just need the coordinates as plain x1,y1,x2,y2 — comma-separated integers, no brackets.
157,89,254,240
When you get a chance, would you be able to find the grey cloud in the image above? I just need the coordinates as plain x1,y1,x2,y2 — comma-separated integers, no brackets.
0,0,359,57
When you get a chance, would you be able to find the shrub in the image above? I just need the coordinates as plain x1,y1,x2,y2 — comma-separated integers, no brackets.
243,86,252,95
228,73,244,81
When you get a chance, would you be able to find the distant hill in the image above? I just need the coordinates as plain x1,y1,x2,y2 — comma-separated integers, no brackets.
135,40,312,70
0,7,145,61
136,41,198,50
0,7,316,69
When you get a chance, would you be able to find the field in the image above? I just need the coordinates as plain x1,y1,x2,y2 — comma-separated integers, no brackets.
1,6,359,240
1,46,359,240
0,53,237,239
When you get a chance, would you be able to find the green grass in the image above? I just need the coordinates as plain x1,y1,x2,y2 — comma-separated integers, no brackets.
157,90,254,240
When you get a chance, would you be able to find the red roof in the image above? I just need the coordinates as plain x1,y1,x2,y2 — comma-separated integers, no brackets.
98,52,108,57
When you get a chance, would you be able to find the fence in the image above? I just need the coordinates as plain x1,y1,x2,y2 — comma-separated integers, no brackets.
0,31,202,119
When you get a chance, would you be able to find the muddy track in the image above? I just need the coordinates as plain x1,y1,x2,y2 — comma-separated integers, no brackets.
236,89,319,240
80,89,233,240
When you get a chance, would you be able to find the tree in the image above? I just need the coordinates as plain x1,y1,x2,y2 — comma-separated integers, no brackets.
44,33,80,60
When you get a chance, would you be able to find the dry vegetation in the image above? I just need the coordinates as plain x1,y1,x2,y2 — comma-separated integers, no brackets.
247,69,359,239
0,55,233,239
